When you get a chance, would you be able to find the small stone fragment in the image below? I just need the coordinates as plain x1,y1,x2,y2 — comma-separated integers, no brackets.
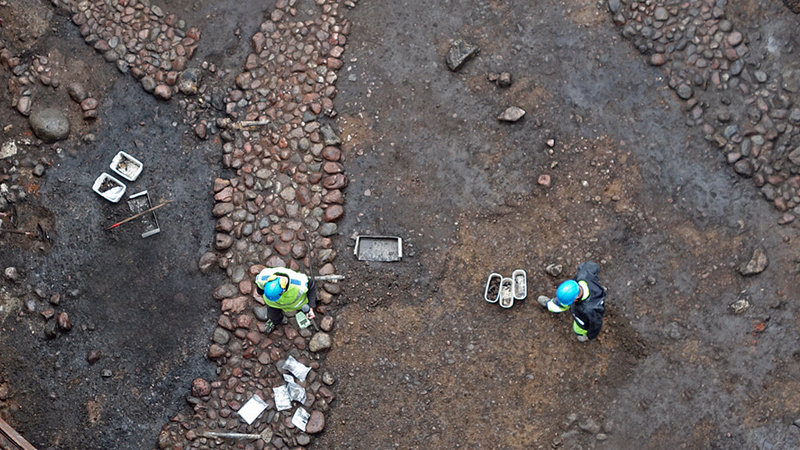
305,410,326,434
44,320,58,339
649,53,667,66
154,84,172,100
498,106,525,122
730,298,750,314
56,312,72,331
739,245,768,275
67,83,88,103
17,96,31,116
446,39,480,71
194,122,207,139
545,264,563,277
208,344,226,359
676,84,693,100
191,378,211,397
87,350,102,364
215,233,234,250
80,98,99,111
198,252,217,273
537,174,551,187
320,315,335,331
33,164,46,177
178,68,200,95
497,72,512,87
309,332,332,352
4,267,19,282
320,124,341,146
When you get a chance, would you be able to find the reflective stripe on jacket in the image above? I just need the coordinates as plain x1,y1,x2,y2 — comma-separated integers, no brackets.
255,267,310,312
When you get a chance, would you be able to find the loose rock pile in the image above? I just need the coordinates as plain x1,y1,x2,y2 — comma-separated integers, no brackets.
551,413,615,447
611,0,800,224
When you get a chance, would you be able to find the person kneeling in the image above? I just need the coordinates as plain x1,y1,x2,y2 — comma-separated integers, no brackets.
254,267,317,334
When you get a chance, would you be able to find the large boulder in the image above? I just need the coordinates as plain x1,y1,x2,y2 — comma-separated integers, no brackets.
29,108,70,142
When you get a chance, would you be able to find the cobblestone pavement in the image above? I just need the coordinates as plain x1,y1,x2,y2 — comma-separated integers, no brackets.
613,0,800,223
153,1,354,448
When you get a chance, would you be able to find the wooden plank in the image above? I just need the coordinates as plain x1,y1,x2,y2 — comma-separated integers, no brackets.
0,417,38,450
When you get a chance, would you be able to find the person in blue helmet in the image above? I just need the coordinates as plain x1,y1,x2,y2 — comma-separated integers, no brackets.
254,267,318,334
537,261,606,342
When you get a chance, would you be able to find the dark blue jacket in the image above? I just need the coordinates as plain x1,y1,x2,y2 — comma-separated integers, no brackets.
571,262,606,340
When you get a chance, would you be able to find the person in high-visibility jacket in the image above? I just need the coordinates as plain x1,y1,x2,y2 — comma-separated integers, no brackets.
255,267,318,333
537,261,606,342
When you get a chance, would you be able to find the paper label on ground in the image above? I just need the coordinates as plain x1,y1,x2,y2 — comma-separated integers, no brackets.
283,375,307,404
292,407,310,432
282,356,311,381
237,394,268,424
273,385,292,411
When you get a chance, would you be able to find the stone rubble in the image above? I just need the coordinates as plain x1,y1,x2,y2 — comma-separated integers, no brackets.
551,413,614,447
738,243,769,275
611,0,800,224
498,106,526,122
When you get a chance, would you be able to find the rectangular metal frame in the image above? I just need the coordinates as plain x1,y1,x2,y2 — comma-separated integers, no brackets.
128,190,161,238
353,235,403,262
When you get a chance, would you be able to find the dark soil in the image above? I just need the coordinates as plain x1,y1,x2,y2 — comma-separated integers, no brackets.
1,0,800,449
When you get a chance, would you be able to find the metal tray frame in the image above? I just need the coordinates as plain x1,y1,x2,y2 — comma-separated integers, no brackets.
353,235,403,262
128,190,161,238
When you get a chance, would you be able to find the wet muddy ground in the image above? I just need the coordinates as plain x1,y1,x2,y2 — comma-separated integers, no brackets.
1,0,800,449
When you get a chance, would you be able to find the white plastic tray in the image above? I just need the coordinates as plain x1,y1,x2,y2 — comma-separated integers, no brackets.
110,151,143,181
499,277,514,308
484,272,502,303
92,173,126,203
512,269,527,300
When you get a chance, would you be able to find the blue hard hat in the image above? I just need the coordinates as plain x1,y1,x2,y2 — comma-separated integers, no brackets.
556,280,580,306
263,277,286,302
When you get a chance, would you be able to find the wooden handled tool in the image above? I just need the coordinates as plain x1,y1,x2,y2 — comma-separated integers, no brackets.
0,228,37,237
108,200,173,230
